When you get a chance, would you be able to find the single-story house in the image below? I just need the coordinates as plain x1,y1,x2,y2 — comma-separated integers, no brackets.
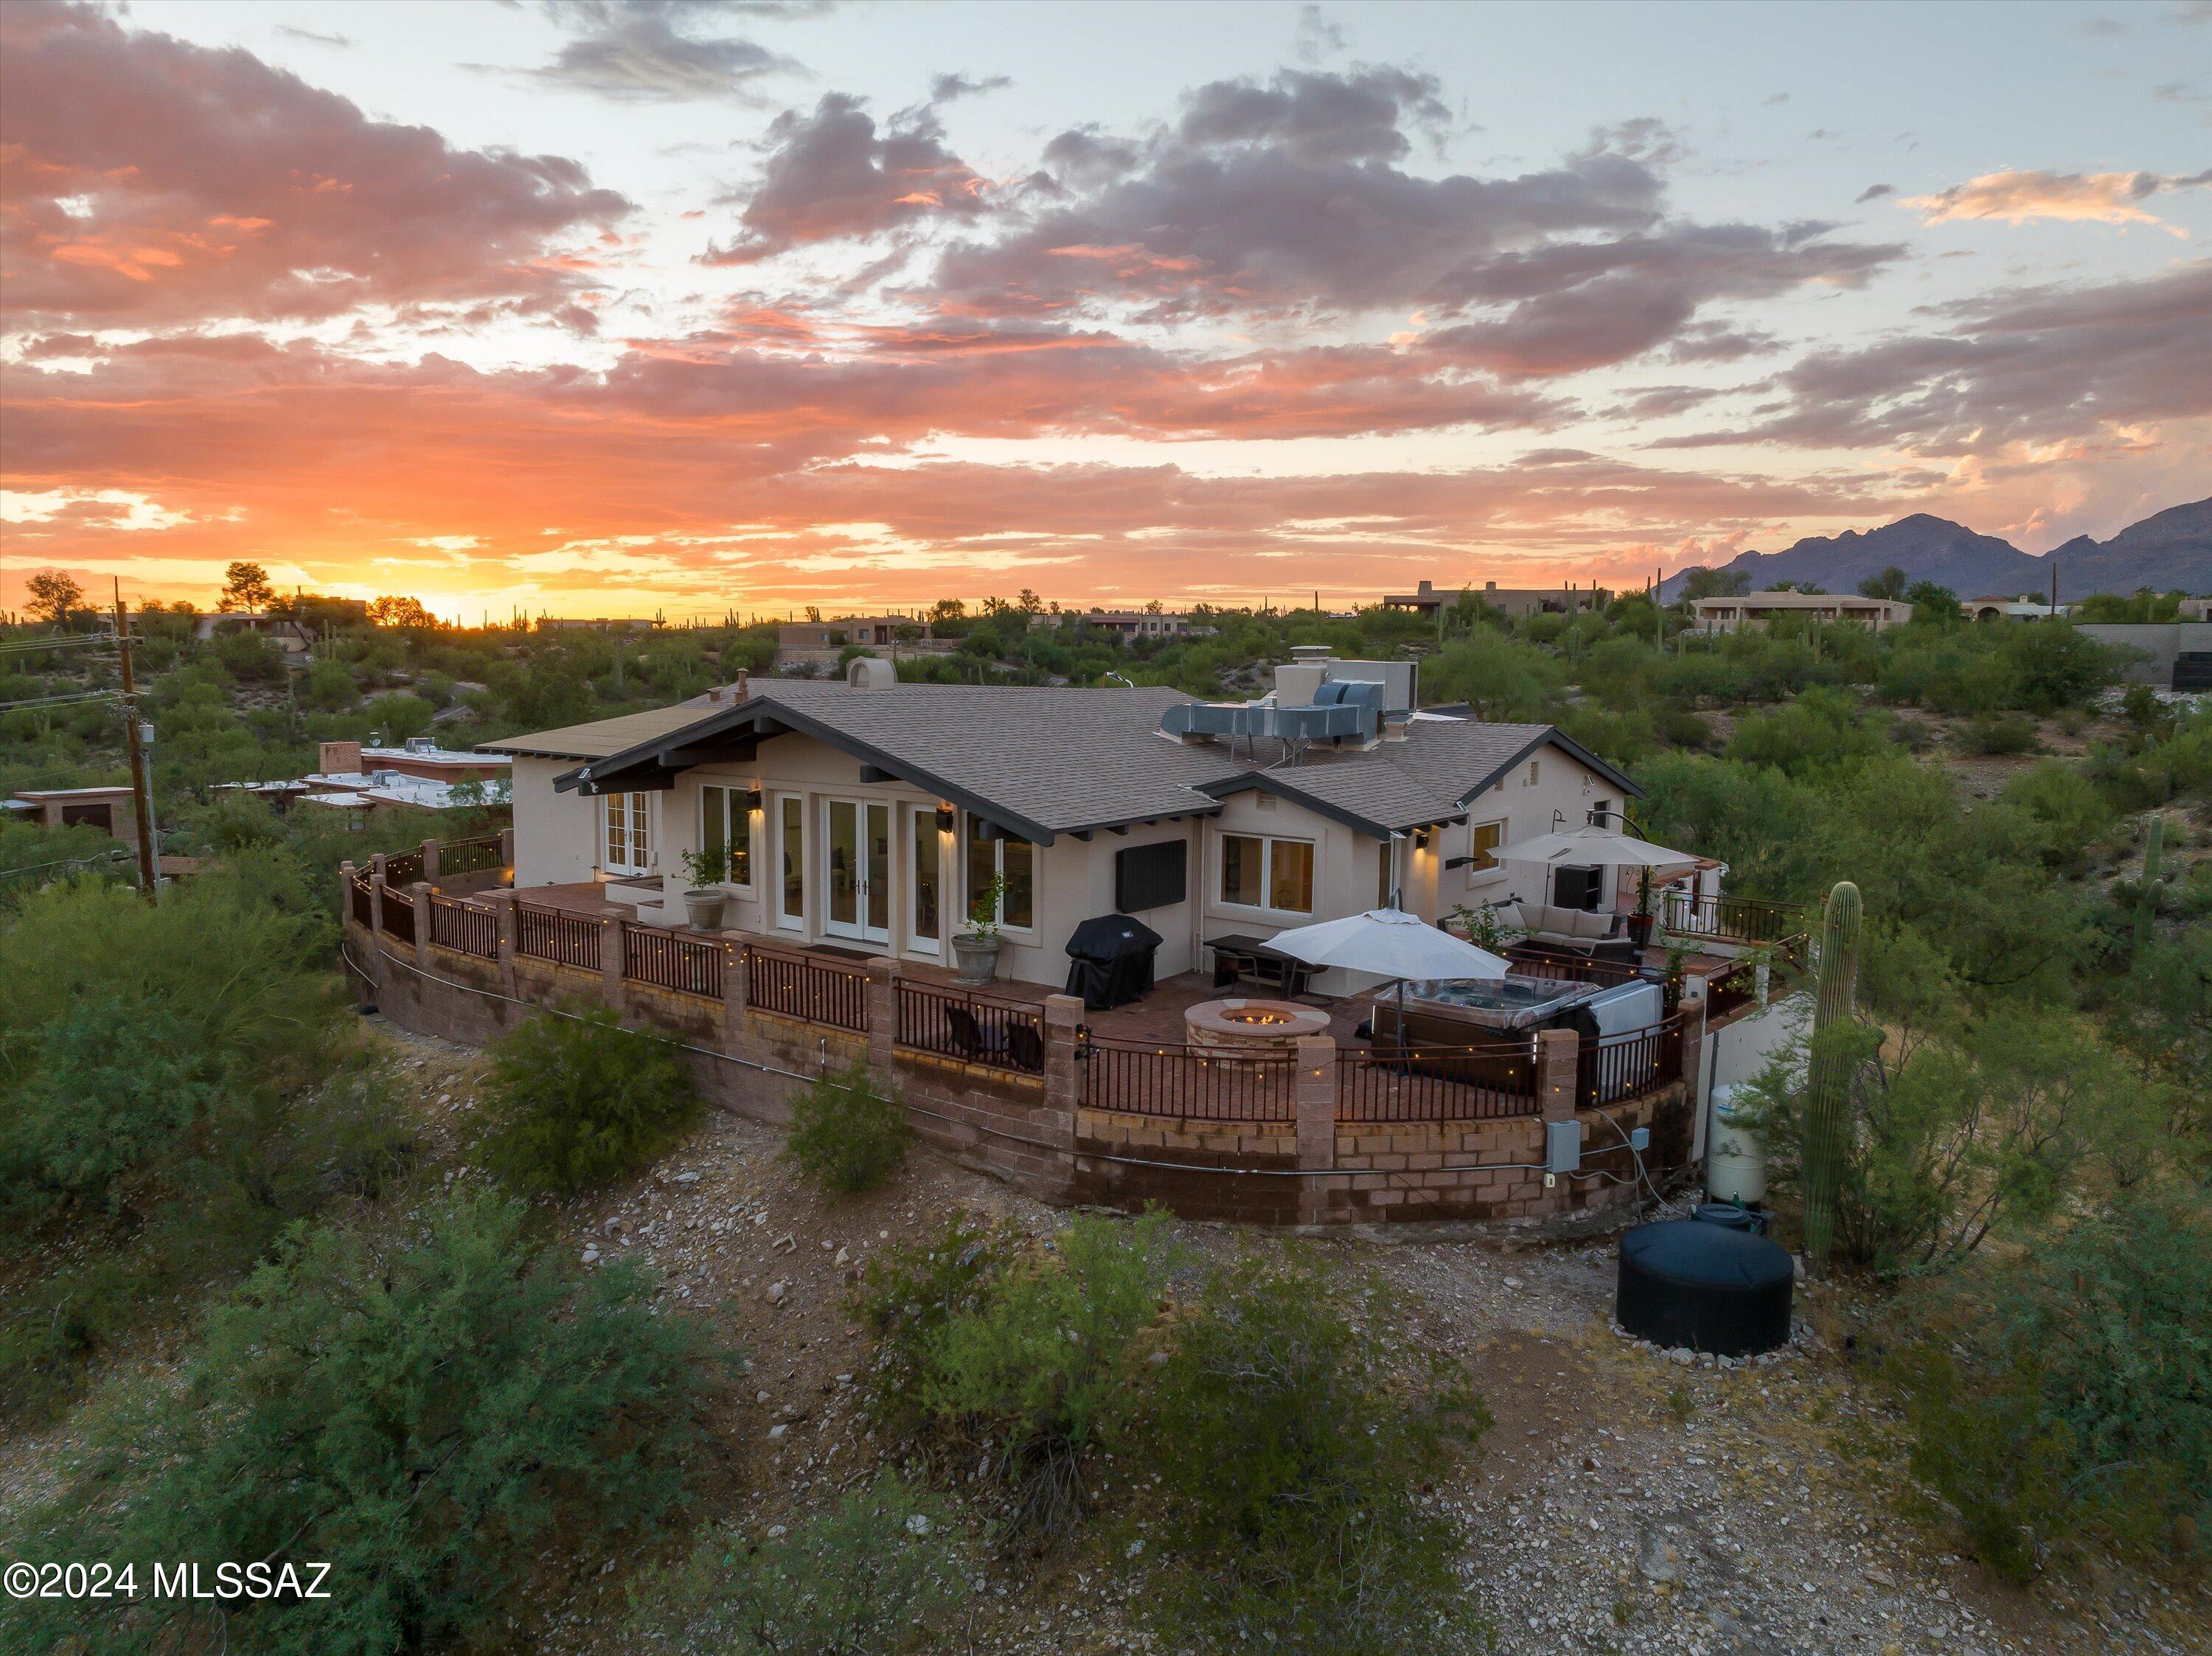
1689,593,1911,633
479,655,1647,994
1382,580,1608,619
4,784,139,841
1048,610,1214,641
1966,596,2068,622
192,612,316,653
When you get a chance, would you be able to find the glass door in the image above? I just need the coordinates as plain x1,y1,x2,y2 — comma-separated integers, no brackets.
823,799,891,945
908,807,942,955
775,796,804,931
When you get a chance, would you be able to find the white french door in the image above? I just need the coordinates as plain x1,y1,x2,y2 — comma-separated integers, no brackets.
908,805,943,956
822,799,891,945
602,791,651,876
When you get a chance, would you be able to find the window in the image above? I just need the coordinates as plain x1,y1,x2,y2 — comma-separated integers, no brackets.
1376,839,1394,909
1587,798,1612,829
699,786,754,886
602,792,650,875
1220,832,1313,914
777,796,804,929
1468,819,1505,875
963,817,1034,930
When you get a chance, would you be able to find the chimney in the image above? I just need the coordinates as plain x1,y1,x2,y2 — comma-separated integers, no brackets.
734,669,750,702
1382,713,1410,743
319,738,362,776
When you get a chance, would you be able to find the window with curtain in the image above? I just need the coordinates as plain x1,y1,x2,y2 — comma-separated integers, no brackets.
700,785,754,886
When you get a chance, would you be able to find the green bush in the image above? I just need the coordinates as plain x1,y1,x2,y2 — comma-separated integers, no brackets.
784,1061,908,1194
14,1191,726,1656
1138,1253,1490,1653
1958,712,2038,756
857,1210,1184,1542
627,1474,970,1654
478,1003,702,1195
1892,1195,2212,1574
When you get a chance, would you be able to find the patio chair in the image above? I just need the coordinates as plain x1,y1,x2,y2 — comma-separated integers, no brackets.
944,1003,1004,1062
1005,1022,1046,1073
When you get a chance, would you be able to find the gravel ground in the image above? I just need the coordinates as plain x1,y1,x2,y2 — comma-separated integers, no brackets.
8,1025,2202,1655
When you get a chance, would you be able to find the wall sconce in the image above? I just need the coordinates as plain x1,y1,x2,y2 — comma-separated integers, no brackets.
935,804,956,833
1413,827,1433,850
744,787,764,813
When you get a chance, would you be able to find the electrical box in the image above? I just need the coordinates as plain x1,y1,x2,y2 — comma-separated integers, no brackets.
1630,1126,1651,1152
1545,1119,1582,1175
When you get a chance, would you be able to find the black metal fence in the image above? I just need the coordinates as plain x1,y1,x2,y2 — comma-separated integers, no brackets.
430,894,497,959
1079,1038,1296,1123
515,902,600,970
625,922,723,999
743,944,868,1031
895,981,1045,1074
1335,1037,1539,1122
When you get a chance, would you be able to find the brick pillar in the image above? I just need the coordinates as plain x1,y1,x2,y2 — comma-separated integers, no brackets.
722,936,750,1043
1537,1028,1580,1217
368,854,388,935
1293,1033,1338,1226
487,889,519,998
409,880,434,967
865,956,900,1072
339,859,356,927
420,837,439,881
1040,995,1083,1183
498,825,515,881
600,914,625,1006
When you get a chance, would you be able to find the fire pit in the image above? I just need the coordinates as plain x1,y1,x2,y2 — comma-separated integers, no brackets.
1185,997,1331,1056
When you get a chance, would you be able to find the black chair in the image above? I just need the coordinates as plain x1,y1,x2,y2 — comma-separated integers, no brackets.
945,1004,1003,1062
1006,1023,1045,1073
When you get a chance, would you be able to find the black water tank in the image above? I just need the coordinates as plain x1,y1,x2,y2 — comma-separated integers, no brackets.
1616,1220,1793,1357
1692,1202,1766,1235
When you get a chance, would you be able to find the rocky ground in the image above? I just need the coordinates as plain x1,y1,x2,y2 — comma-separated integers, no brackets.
13,1023,2202,1655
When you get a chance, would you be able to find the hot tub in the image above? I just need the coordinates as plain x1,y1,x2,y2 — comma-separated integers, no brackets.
1380,973,1601,1033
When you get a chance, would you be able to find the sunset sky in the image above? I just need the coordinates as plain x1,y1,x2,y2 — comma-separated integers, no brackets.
3,0,2208,622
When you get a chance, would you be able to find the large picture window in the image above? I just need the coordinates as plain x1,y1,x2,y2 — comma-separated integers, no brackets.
700,785,754,886
1219,832,1313,914
602,792,650,875
964,818,1034,930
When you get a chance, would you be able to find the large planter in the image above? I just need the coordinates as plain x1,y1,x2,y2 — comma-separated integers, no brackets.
682,888,729,933
1627,912,1656,949
950,931,1003,985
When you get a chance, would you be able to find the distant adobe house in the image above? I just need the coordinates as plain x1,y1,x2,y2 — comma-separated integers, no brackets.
1688,592,1911,633
1049,609,1214,642
4,784,139,840
1382,580,1609,619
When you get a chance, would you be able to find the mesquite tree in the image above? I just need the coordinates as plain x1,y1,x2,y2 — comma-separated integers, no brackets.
1801,880,1863,1274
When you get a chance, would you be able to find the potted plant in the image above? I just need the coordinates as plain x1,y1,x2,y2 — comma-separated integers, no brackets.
678,844,731,932
1627,868,1657,950
951,872,1007,984
1450,901,1522,956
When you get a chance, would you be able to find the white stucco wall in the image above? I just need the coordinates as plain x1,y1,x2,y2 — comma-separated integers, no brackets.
508,756,608,888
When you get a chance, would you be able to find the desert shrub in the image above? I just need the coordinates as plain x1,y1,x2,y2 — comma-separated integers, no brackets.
627,1475,970,1655
785,1061,907,1194
478,1003,701,1194
857,1209,1184,1542
1999,762,2115,872
1138,1253,1489,1653
1957,712,2037,756
1891,1195,2212,1575
1725,687,1888,779
13,1191,726,1656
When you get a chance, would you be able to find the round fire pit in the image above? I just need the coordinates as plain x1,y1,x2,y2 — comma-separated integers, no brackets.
1185,997,1331,1056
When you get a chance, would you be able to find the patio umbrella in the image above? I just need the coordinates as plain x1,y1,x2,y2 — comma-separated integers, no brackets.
1266,908,1509,1046
1486,824,1699,869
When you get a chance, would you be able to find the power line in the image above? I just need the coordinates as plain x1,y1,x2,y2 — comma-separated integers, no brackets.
0,689,122,712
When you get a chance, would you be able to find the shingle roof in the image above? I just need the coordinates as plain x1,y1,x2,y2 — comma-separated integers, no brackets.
495,681,1637,844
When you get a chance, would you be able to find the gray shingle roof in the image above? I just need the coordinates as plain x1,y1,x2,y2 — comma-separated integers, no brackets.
495,681,1635,844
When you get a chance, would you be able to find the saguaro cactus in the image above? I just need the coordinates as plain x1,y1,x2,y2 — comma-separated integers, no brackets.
2134,814,2166,952
1801,880,1863,1275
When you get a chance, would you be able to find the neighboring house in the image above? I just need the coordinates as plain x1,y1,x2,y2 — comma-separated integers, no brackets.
1049,610,1214,642
1966,596,2069,622
4,784,138,841
479,658,1644,994
296,738,513,819
1381,580,1608,619
1689,592,1912,633
2073,621,2212,689
193,612,316,653
773,615,953,669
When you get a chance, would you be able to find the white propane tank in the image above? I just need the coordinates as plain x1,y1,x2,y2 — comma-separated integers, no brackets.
1705,1082,1767,1205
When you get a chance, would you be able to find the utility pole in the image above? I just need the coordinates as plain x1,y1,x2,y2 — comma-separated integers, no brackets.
112,582,159,904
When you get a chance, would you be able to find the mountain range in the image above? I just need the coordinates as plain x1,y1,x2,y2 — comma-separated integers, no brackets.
1654,497,2211,603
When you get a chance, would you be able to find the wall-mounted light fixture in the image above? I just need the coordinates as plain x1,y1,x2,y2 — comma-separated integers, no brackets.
935,803,956,833
744,787,764,814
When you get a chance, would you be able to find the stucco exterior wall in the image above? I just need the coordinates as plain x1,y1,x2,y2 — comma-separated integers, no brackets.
509,756,604,887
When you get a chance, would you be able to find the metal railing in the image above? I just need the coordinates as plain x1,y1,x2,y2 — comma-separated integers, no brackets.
350,869,373,928
1337,1037,1540,1122
897,981,1045,1074
437,835,504,877
382,849,424,888
1079,1038,1295,1123
624,922,723,1000
1576,1012,1687,1108
1504,947,1644,988
742,944,868,1031
430,894,497,959
1662,891,1804,947
515,902,601,970
1703,956,1758,1018
379,886,415,946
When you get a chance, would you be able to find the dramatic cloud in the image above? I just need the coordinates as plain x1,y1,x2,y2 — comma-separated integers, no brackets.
921,70,1898,379
705,94,987,262
0,3,629,327
532,0,801,101
1666,260,2212,453
1900,167,2212,234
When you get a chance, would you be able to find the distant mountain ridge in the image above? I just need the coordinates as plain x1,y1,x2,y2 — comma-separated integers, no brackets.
1655,497,2212,602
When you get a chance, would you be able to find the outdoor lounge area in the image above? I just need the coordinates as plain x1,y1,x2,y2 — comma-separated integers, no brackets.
341,830,1790,1229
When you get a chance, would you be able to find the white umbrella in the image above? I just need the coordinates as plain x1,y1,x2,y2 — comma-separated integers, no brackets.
1489,824,1699,869
1266,908,1509,1049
